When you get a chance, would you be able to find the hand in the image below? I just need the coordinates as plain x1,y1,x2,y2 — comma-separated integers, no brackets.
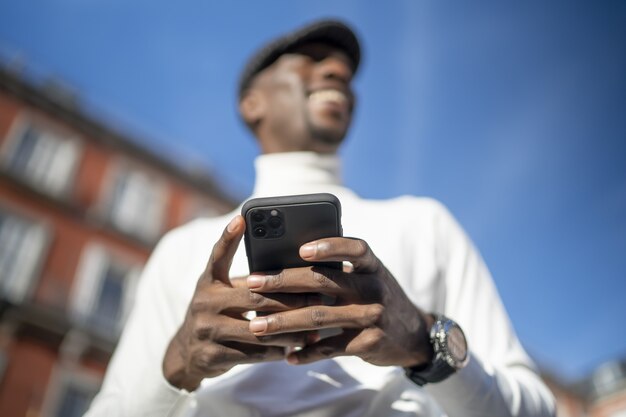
246,237,435,368
162,216,318,391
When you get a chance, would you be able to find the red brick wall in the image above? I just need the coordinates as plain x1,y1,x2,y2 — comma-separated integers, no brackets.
73,139,111,210
0,95,20,146
0,338,56,417
0,85,233,417
590,392,626,417
0,177,150,309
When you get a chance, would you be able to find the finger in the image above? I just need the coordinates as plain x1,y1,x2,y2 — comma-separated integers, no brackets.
218,287,325,314
286,330,360,365
229,276,249,288
254,331,321,348
246,267,358,298
226,343,286,365
248,304,383,336
198,316,318,348
205,216,245,284
299,237,379,273
193,343,286,373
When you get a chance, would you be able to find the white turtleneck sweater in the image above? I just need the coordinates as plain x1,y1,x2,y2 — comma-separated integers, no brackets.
85,152,555,417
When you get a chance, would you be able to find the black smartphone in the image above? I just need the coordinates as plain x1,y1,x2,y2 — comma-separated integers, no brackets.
241,193,343,273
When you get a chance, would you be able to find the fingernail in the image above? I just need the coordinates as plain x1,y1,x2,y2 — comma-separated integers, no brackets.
300,243,317,259
247,275,265,289
227,217,239,233
249,318,267,334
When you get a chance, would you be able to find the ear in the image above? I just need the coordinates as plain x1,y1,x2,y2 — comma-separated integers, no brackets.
239,89,267,127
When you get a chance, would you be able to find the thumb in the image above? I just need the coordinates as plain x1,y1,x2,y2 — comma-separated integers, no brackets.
205,215,245,285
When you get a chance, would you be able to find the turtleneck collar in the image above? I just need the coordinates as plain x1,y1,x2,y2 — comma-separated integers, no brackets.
252,151,351,198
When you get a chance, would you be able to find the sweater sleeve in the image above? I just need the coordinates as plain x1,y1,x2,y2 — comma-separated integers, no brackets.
83,231,193,417
423,201,556,417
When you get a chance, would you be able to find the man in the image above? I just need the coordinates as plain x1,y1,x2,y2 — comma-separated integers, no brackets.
85,20,556,417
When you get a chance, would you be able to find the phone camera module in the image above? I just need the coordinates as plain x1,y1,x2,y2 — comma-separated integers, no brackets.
247,207,284,239
253,226,267,238
251,211,265,222
268,216,282,228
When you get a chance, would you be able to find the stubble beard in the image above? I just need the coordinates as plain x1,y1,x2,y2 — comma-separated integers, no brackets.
305,116,348,149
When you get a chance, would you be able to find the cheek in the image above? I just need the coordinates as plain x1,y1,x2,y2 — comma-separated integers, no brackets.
265,95,307,137
263,73,309,130
277,73,306,103
272,89,307,120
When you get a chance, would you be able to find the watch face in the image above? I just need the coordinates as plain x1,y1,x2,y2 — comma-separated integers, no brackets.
446,326,468,364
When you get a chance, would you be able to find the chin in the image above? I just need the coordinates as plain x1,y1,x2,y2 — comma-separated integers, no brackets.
311,129,346,148
309,120,350,146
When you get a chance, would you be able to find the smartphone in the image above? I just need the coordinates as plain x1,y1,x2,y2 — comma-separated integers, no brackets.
241,193,343,273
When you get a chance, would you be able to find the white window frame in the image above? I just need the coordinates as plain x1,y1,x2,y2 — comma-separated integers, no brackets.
70,243,141,336
0,206,51,304
1,113,82,197
40,365,101,417
101,160,168,241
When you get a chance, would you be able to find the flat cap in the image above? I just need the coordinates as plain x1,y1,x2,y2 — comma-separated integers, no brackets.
238,19,361,98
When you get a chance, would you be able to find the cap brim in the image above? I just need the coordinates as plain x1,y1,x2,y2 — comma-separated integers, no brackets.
238,19,361,98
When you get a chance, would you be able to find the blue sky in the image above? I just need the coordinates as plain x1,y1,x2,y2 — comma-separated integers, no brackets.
1,1,625,383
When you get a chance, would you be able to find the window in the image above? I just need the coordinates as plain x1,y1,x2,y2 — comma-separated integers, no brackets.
70,244,141,337
41,367,101,417
2,117,81,196
89,261,126,331
0,350,6,383
54,383,94,417
106,166,167,241
0,209,49,303
592,361,626,398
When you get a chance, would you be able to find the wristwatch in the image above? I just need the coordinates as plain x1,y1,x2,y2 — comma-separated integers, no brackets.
405,314,469,386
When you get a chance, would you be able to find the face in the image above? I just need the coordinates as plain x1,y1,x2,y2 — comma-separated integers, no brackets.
245,42,355,153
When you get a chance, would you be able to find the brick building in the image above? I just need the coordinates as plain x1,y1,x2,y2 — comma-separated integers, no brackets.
542,359,626,417
543,372,590,417
587,361,626,417
0,66,236,417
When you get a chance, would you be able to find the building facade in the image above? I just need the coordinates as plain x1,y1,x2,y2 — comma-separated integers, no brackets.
543,360,626,417
587,361,626,417
0,67,236,417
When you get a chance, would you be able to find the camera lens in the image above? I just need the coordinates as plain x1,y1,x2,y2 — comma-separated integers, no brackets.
268,216,282,228
253,226,267,238
251,211,265,222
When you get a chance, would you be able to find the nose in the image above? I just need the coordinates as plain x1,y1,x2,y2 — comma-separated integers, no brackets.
315,56,353,85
